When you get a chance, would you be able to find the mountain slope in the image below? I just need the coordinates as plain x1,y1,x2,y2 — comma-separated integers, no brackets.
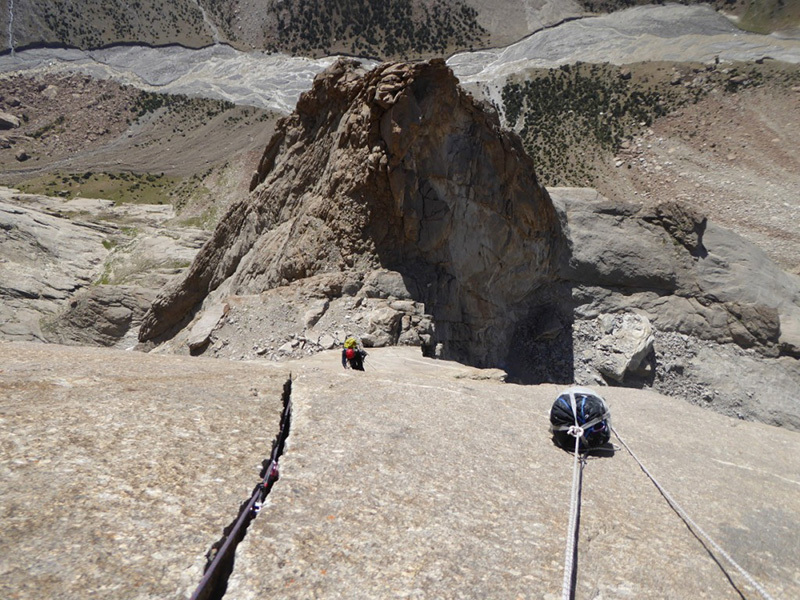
138,58,560,370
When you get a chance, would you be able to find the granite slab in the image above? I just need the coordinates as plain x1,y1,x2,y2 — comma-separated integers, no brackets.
227,347,800,599
0,342,289,599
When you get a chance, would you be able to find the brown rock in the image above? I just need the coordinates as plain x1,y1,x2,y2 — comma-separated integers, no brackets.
139,59,559,368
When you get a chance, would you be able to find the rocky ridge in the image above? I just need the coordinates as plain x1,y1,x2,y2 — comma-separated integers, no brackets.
135,58,800,430
139,58,560,370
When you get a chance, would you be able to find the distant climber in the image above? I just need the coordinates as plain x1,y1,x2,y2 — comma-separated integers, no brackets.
342,335,367,371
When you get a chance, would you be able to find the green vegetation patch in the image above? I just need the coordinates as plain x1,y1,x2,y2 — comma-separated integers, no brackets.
16,168,230,231
17,171,180,205
37,0,210,49
131,92,235,119
501,61,780,187
31,115,66,139
265,0,488,58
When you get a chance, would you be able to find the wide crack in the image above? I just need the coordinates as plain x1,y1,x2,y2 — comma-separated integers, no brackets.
189,377,293,600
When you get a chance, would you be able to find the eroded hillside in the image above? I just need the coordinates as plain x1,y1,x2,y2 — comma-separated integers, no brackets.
501,59,800,273
0,72,281,226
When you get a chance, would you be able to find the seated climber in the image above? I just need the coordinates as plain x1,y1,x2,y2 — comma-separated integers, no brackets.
342,335,367,371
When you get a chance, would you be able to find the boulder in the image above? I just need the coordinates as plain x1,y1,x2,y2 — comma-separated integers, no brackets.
187,302,229,352
0,111,20,129
593,312,655,382
362,269,414,300
303,298,329,328
366,305,403,346
45,285,157,348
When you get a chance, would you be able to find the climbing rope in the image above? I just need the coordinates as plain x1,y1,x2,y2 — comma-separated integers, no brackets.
612,425,776,600
560,393,586,600
189,379,292,600
190,459,280,600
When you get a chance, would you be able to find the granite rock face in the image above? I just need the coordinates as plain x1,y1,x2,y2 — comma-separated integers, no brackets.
138,58,560,367
0,341,289,600
228,348,799,600
3,343,799,600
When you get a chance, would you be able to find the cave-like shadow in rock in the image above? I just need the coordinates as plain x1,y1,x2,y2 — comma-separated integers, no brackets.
391,268,577,384
504,284,576,385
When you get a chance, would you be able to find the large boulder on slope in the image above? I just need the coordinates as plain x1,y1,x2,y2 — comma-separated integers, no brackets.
44,284,157,348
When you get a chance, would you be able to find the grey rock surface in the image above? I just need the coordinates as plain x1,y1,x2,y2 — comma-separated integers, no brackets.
226,346,800,599
44,284,157,348
0,188,208,346
3,342,797,599
551,187,800,429
187,301,229,352
551,187,800,353
0,196,110,341
0,341,289,600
